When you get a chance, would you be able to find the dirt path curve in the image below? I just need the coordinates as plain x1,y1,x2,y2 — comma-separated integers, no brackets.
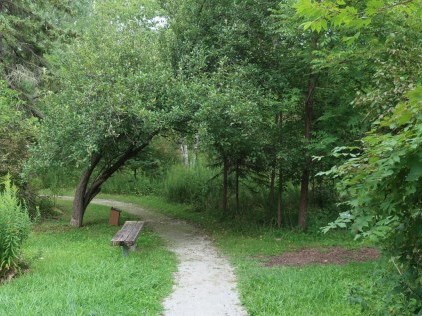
60,197,247,316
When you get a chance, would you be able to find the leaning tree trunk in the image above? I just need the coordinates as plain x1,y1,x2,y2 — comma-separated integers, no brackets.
70,139,154,227
298,73,317,230
71,155,101,227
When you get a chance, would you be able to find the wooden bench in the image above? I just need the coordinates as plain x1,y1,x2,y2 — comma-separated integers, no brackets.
111,221,144,255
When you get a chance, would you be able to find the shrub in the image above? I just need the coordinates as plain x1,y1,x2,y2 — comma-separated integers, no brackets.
0,176,31,275
36,196,55,218
163,165,217,210
101,171,158,195
323,88,422,313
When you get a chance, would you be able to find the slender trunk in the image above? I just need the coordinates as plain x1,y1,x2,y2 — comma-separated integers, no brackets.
269,165,276,211
277,112,284,228
277,163,283,228
180,143,189,166
222,157,229,213
298,73,317,230
269,113,279,212
277,113,283,228
192,134,199,167
235,160,240,214
298,168,310,229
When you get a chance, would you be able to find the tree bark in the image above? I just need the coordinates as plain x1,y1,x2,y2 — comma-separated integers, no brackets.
235,160,240,214
222,157,229,213
277,163,283,228
70,137,154,227
298,73,317,230
180,142,189,166
71,154,101,227
277,113,283,228
269,166,276,212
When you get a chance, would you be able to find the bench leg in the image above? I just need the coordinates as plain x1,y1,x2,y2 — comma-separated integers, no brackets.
121,244,137,256
122,245,129,256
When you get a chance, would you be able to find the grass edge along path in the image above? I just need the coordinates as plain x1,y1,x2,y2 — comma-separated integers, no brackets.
98,193,381,316
0,200,177,316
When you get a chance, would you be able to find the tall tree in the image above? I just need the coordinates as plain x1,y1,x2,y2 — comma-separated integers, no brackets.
30,0,192,226
163,0,288,215
296,0,422,311
0,0,85,118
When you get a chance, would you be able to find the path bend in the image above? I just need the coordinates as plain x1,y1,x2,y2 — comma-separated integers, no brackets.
60,197,247,316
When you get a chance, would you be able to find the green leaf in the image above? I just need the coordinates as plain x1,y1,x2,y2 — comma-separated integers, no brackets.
406,159,422,182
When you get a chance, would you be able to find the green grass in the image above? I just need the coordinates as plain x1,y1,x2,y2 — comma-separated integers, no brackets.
0,200,176,316
236,260,376,316
98,193,380,315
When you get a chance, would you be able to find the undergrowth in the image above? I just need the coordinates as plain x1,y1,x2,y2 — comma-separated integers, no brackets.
0,176,31,278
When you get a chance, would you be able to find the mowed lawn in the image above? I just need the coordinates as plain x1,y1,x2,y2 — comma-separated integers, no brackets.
0,201,176,316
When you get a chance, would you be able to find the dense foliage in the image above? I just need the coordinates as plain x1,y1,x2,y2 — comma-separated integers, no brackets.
0,0,88,217
0,81,33,178
0,176,31,276
323,88,422,313
293,0,422,312
29,0,197,226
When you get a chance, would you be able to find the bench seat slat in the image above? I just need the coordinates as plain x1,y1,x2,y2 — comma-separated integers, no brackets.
111,221,144,246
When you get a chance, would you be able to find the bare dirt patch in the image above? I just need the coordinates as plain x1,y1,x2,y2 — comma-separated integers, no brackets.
264,247,380,267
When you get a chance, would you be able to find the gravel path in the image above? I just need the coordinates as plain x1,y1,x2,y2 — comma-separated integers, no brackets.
60,197,247,316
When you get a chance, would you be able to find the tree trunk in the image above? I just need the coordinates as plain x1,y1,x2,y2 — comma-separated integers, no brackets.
269,165,276,212
298,71,317,230
274,112,284,228
298,168,310,229
71,155,101,227
70,137,154,227
180,142,189,166
235,160,240,214
222,157,229,213
277,163,283,228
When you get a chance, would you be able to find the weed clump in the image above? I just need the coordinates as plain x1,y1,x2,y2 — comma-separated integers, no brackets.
0,175,31,280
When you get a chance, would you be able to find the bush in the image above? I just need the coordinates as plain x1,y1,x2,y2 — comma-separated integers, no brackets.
36,196,56,218
0,176,31,275
163,165,218,210
101,171,158,195
323,88,422,313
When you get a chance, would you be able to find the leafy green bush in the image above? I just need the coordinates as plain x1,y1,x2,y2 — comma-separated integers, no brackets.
36,196,56,218
324,87,422,313
0,176,31,275
163,165,218,210
101,171,158,195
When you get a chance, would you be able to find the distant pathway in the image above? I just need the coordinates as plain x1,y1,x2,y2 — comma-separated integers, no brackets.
60,197,247,316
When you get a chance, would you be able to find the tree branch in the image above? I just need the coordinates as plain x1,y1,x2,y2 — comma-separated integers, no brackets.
83,133,159,206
